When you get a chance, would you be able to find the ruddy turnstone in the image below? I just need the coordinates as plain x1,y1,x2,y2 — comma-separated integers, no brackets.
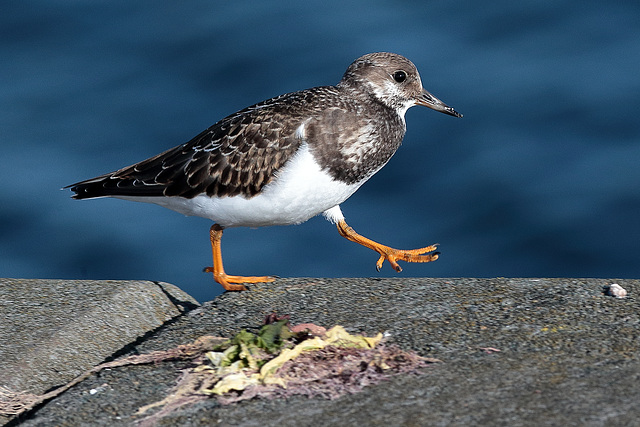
67,52,462,291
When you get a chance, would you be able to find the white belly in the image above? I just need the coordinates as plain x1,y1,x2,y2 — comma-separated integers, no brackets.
117,143,363,228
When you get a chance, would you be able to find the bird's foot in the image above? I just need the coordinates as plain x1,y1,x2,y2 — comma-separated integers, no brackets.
371,244,439,272
336,219,439,272
203,267,276,291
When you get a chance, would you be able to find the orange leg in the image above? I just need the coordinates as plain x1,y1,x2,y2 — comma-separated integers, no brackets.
336,219,439,272
203,224,275,291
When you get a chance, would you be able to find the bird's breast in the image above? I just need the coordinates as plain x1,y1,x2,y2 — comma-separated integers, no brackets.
306,104,406,185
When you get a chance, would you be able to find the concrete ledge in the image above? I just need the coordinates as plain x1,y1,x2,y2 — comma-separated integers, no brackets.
4,278,639,426
0,279,199,398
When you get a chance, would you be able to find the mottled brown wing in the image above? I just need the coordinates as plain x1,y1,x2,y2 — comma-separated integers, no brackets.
68,94,307,200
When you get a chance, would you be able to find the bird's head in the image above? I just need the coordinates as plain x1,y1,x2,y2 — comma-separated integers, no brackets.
338,52,462,119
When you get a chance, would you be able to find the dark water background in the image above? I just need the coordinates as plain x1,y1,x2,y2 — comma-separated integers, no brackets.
2,1,639,302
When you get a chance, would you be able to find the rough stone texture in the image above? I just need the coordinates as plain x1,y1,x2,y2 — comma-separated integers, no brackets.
5,278,640,427
0,279,199,398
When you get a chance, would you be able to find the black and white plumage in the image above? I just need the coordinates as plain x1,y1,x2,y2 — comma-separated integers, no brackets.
68,52,461,290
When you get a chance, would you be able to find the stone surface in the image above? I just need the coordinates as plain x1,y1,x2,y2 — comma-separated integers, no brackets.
5,278,640,426
0,279,199,398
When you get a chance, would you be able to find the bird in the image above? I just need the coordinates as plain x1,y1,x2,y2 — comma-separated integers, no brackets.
67,52,462,291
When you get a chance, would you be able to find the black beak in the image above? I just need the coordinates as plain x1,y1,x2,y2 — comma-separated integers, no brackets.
415,89,462,118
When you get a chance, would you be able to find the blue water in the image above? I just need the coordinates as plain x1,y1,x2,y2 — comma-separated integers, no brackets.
2,1,639,302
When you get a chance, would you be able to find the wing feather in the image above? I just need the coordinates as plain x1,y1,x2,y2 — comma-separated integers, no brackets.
66,91,320,200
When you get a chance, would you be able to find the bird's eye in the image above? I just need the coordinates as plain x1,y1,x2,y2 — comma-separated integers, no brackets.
393,70,407,83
